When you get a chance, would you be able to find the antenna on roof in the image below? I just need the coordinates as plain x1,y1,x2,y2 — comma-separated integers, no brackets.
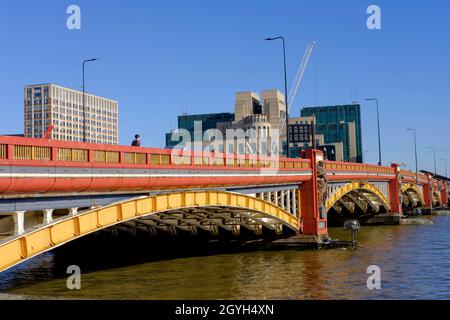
181,102,188,115
351,90,358,104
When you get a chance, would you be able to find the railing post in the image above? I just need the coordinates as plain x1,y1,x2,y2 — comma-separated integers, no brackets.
389,164,403,214
51,147,58,161
299,149,328,239
7,144,14,160
88,149,94,163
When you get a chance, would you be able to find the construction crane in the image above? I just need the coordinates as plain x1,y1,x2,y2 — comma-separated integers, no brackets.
279,41,316,135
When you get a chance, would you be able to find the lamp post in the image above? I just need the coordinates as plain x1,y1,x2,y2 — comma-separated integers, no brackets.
82,58,98,142
265,36,289,158
365,98,382,166
440,158,448,177
427,146,437,176
406,128,418,183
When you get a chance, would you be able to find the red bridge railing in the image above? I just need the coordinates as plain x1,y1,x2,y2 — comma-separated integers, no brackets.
0,136,442,187
0,136,311,170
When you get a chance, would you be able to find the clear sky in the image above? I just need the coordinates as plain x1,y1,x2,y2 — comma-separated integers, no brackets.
1,0,449,174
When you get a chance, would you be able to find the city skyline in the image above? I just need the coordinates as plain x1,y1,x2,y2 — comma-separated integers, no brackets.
1,1,449,174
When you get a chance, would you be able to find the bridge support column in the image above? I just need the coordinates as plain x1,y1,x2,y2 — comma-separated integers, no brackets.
423,174,433,213
69,207,79,216
299,149,328,240
389,164,403,215
440,181,447,209
292,189,297,217
13,211,25,236
286,190,291,214
43,209,53,224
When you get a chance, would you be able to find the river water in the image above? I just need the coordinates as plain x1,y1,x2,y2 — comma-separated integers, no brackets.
0,216,449,300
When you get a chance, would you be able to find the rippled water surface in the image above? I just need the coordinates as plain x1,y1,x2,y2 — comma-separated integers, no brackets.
1,216,449,299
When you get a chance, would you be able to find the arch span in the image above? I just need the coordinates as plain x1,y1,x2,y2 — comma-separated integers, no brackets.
432,190,442,207
326,181,390,214
0,191,299,273
401,184,424,210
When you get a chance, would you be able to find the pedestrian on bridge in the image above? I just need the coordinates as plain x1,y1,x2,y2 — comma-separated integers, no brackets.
131,134,141,147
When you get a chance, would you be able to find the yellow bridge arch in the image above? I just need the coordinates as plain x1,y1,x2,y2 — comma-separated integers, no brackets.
432,189,443,206
0,191,299,273
401,184,425,207
326,181,390,212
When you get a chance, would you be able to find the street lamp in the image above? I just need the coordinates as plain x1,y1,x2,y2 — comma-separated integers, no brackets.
265,36,289,158
440,158,448,177
406,128,418,183
365,98,382,166
427,146,437,176
82,58,98,142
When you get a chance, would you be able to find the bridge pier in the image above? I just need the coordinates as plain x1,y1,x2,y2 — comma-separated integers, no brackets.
440,181,448,209
300,149,328,241
389,164,403,215
422,174,434,214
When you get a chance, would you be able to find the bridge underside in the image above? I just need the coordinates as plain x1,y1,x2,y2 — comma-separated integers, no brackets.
116,206,296,238
402,187,425,213
326,182,390,226
0,191,299,273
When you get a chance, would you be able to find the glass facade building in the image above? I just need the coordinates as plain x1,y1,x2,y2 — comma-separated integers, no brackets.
301,104,363,162
165,113,235,148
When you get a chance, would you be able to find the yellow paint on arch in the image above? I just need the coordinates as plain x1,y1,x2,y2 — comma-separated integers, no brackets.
0,191,299,274
326,181,390,210
401,184,425,205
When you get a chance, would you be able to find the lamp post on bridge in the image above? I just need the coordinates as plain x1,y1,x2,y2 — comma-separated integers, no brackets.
82,58,98,143
440,158,448,178
406,128,419,183
427,146,437,176
365,98,382,166
265,36,290,158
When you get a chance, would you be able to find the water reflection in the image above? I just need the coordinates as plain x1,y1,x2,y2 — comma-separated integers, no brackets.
1,216,449,299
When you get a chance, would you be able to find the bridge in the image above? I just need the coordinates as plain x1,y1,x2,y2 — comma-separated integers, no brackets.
0,136,448,273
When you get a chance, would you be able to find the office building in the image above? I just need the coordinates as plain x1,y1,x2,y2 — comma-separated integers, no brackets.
232,90,286,155
24,84,118,144
300,104,363,162
289,116,344,161
165,112,235,148
165,90,286,156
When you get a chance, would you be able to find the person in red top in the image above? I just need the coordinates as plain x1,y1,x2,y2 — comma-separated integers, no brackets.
131,134,141,147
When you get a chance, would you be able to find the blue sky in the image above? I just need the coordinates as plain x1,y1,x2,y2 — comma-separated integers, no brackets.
1,0,449,173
